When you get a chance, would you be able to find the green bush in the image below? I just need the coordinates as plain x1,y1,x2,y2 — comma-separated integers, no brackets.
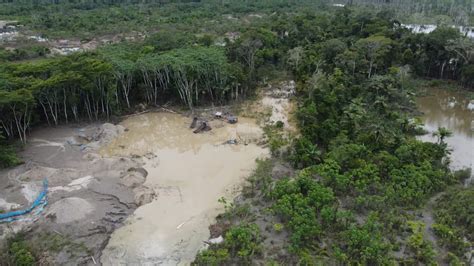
290,137,321,168
335,216,392,264
432,223,468,256
406,221,436,264
193,223,262,265
271,174,337,250
9,241,36,266
1,234,37,266
244,159,273,198
435,186,474,240
453,168,472,181
273,223,284,233
433,186,474,257
263,125,289,157
224,223,262,260
0,140,21,169
194,248,229,266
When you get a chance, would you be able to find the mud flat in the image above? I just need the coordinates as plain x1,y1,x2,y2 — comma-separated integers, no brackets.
0,124,151,264
100,112,268,265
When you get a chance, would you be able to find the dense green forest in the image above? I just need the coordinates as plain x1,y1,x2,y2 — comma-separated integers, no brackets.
0,0,472,39
1,0,473,264
348,0,473,26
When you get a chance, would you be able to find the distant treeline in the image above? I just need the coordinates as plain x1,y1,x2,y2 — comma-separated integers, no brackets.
336,0,473,24
2,0,470,15
341,0,473,12
0,0,200,4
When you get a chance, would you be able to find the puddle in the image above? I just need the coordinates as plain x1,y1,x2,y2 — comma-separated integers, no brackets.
100,112,268,265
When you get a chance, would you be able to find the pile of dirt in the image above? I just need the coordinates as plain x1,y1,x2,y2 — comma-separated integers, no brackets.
121,169,147,188
86,123,125,150
133,186,156,206
121,167,155,204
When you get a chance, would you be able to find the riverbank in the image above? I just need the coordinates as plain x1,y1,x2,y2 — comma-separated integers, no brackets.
416,80,474,185
415,80,473,263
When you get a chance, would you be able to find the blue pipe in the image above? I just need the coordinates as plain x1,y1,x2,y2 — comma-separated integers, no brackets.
0,179,48,221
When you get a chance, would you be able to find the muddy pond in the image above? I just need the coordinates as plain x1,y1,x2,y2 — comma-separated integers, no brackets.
416,87,474,184
99,112,269,265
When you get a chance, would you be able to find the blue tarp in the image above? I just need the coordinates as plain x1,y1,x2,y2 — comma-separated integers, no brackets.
0,178,48,222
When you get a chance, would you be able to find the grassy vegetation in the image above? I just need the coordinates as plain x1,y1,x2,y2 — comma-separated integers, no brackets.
0,231,92,265
0,233,37,266
0,135,21,168
433,186,474,259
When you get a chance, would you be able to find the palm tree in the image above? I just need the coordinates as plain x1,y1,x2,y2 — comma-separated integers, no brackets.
432,127,452,144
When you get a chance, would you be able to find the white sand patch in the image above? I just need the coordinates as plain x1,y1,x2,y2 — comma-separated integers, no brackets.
49,175,93,193
30,138,66,151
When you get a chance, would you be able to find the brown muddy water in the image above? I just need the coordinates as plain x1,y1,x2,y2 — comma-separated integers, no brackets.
416,87,474,184
99,112,269,265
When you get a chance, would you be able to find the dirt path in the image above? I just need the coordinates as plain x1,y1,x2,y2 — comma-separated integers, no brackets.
420,192,446,263
100,113,269,265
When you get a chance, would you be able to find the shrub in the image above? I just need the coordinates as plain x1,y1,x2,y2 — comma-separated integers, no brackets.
273,223,284,232
406,221,436,264
335,214,392,265
0,234,37,266
271,175,337,250
289,137,321,168
8,241,36,266
194,248,229,265
225,223,262,260
0,140,21,169
193,223,262,265
453,168,472,182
